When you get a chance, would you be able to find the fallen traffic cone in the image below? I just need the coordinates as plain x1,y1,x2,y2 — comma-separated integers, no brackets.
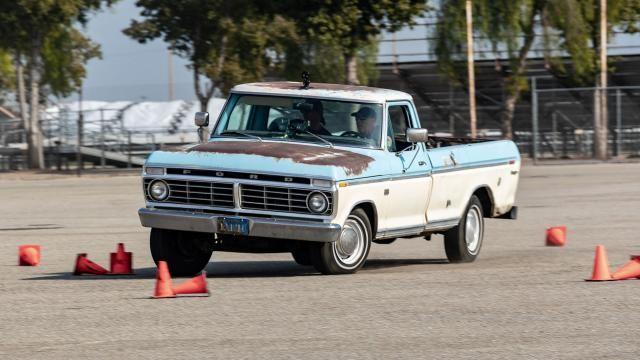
109,243,133,275
546,226,566,246
611,257,640,280
19,245,41,266
73,253,109,275
173,271,209,296
585,245,612,281
153,261,176,298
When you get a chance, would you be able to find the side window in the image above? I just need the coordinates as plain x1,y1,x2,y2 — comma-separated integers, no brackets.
387,105,413,152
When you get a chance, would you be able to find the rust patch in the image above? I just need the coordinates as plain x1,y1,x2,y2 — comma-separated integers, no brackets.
189,141,373,176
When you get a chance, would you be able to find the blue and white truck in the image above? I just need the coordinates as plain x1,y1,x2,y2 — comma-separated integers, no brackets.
139,81,520,275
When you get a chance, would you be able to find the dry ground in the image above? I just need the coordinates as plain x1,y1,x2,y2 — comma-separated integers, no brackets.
0,163,639,359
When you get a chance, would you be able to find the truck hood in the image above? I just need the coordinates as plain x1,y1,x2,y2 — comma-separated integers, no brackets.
145,139,390,180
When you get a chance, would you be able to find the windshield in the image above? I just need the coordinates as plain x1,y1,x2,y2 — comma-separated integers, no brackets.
212,95,384,148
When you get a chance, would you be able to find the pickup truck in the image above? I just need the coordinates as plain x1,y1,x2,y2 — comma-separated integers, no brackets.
138,81,520,275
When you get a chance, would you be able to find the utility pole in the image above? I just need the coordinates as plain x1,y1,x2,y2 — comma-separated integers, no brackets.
168,49,174,101
596,0,608,160
76,86,83,176
465,0,477,138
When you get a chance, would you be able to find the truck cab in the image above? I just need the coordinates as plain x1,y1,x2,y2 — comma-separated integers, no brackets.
139,81,520,275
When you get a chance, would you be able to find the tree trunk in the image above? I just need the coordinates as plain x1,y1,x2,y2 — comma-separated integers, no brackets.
14,53,30,148
344,53,359,85
501,91,518,140
28,31,44,169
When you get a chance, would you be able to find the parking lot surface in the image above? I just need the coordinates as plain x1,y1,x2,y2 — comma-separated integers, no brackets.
1,163,639,359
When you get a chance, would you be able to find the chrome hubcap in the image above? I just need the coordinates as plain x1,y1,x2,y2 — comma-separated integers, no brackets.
334,216,367,267
465,205,482,255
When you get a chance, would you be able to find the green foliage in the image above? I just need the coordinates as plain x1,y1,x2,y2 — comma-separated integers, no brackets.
42,26,102,97
0,0,116,95
281,0,428,84
0,49,15,104
546,0,640,85
124,0,287,96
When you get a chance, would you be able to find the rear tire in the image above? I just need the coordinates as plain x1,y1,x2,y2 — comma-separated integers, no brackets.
310,208,372,274
444,195,484,263
150,228,213,276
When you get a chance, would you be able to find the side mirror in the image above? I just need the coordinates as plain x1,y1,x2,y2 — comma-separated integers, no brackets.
194,112,209,127
406,128,429,143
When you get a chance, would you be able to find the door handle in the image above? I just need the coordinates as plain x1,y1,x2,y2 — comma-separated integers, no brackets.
418,161,426,166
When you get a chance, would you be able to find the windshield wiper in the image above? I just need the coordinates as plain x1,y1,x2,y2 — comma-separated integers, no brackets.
219,131,263,142
295,130,334,148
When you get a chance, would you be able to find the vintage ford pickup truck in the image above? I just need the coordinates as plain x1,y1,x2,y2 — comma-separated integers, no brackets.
138,81,520,275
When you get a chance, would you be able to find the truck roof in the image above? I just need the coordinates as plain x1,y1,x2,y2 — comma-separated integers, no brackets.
231,81,413,103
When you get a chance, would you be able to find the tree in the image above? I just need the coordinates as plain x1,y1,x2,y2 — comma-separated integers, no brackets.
284,0,429,85
124,0,293,111
436,0,546,139
545,0,640,158
436,0,640,141
0,0,116,169
42,26,102,98
0,50,14,105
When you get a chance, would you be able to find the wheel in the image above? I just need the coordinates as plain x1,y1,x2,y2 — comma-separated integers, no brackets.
310,208,372,274
150,228,213,276
291,246,312,266
444,195,484,263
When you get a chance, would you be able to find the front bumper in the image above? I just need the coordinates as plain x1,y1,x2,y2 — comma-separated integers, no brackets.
138,208,341,242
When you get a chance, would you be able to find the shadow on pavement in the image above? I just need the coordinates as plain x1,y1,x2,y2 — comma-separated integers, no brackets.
21,258,449,280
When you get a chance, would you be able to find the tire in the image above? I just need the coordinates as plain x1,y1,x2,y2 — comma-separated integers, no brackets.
310,208,372,274
444,195,484,263
291,246,312,266
150,228,213,276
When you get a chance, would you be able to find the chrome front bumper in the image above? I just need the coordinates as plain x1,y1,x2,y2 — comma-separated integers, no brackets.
138,208,341,242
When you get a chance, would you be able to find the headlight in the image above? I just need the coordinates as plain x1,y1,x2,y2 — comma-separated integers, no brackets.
149,180,169,201
307,192,329,214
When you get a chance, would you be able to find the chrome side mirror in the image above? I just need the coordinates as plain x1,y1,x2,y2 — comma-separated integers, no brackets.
406,128,429,143
194,112,209,127
195,112,210,143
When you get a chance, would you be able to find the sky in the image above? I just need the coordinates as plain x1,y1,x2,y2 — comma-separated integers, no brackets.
81,0,194,102
80,0,640,102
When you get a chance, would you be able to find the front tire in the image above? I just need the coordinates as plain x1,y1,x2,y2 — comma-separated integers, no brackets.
310,208,372,274
150,228,213,276
444,195,484,263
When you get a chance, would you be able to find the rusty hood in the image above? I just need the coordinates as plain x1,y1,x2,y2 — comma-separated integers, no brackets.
145,139,388,179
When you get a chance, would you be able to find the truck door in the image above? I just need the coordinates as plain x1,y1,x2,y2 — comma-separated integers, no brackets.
382,101,432,232
425,144,469,224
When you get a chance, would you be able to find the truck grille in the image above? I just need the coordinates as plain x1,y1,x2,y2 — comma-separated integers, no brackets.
240,184,333,215
144,179,234,208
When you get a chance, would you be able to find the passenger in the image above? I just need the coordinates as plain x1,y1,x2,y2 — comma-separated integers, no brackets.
301,99,331,136
351,107,378,139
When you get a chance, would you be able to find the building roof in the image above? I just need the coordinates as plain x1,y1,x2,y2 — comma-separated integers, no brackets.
231,81,413,103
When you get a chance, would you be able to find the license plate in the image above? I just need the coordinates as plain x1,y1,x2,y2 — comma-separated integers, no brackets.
217,217,250,235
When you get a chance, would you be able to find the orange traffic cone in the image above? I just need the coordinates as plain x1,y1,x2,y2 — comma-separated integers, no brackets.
174,271,209,296
546,226,566,246
19,245,41,266
585,245,612,281
73,253,109,275
153,261,176,298
611,257,640,280
109,243,133,275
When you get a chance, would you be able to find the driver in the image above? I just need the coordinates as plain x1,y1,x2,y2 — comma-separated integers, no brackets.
301,99,331,136
351,107,378,139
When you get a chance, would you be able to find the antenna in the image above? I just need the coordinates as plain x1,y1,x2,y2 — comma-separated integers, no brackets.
301,71,311,89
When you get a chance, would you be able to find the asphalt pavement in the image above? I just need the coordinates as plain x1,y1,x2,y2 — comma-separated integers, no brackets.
0,162,639,359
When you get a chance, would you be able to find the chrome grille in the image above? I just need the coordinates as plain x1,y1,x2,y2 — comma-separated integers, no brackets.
240,184,333,215
144,179,234,208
